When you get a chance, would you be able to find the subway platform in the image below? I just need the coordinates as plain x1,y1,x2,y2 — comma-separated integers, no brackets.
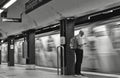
0,63,119,78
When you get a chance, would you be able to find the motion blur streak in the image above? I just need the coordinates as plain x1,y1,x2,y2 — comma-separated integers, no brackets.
1,21,120,74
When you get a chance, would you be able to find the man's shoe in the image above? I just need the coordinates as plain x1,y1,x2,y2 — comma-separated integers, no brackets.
74,75,82,77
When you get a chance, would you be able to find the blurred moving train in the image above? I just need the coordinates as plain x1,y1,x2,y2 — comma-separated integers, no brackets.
1,18,120,74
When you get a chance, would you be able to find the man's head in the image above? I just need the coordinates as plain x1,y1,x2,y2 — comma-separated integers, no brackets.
79,30,84,37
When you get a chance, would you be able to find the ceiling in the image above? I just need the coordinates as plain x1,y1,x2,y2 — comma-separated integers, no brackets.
0,0,8,8
0,0,120,39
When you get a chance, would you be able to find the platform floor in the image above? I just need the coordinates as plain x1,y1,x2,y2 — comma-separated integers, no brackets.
0,63,119,78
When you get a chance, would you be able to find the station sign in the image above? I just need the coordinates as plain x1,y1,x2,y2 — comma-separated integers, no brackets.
10,45,14,49
25,0,52,14
2,18,22,22
60,36,65,45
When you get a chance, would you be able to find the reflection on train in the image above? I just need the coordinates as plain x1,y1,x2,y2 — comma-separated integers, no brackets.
1,21,120,74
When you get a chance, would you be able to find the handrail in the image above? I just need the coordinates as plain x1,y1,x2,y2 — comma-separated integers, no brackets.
57,46,64,75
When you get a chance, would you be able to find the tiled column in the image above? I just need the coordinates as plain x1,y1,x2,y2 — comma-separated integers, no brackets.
7,35,15,66
0,45,1,64
24,29,35,69
60,17,76,75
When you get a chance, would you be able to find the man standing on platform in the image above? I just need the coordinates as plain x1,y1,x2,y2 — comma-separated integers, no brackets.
70,30,87,77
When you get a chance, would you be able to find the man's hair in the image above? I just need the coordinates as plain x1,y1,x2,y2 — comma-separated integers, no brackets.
79,30,84,36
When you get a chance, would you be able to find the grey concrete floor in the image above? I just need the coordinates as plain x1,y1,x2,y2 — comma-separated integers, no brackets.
0,64,119,78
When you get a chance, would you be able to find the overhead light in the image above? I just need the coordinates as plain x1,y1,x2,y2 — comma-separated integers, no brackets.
0,9,4,13
2,18,9,21
3,0,17,9
2,18,22,22
88,13,102,20
1,40,4,43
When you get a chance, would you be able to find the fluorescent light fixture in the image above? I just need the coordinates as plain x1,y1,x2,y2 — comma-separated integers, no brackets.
1,40,4,43
0,9,4,13
3,0,17,9
2,18,13,22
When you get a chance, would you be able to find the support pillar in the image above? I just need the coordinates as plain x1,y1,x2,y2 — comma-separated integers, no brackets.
60,17,76,75
24,29,35,69
7,35,15,66
0,45,1,65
